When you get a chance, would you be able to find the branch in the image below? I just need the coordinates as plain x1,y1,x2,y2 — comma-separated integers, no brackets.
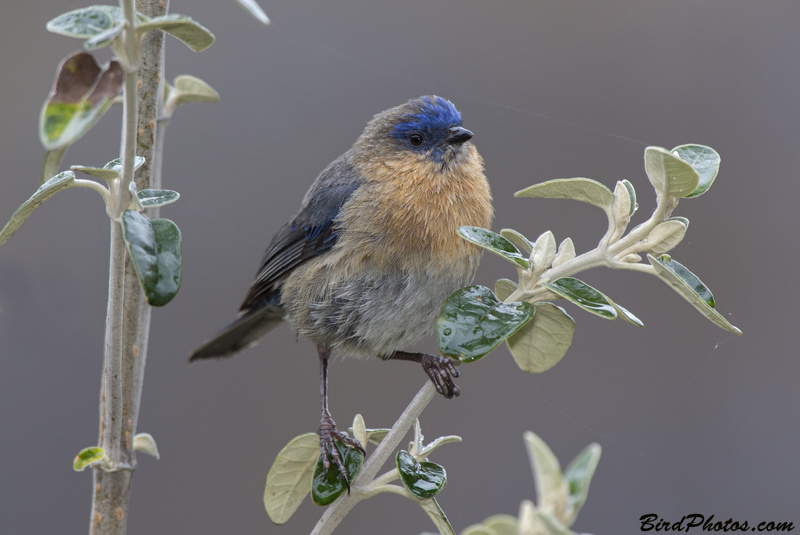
311,382,438,535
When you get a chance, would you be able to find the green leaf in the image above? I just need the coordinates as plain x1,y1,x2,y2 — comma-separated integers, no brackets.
563,443,601,523
236,0,271,25
500,228,533,255
644,219,687,255
507,303,575,374
668,216,690,229
648,254,741,335
621,179,638,215
494,278,518,301
543,277,618,320
536,511,577,535
531,231,557,272
121,211,182,307
85,22,124,50
47,6,118,38
39,52,124,151
396,450,447,499
417,434,462,458
73,446,105,471
0,171,76,247
552,238,576,268
543,277,642,326
523,431,567,514
104,156,146,173
482,515,518,535
673,144,720,198
133,432,160,459
264,433,318,524
164,75,220,117
458,226,530,269
173,75,220,104
644,146,699,198
438,285,535,362
515,177,615,211
347,426,390,446
71,165,119,181
613,302,644,327
460,526,497,535
311,441,364,506
137,14,215,52
421,498,455,535
41,148,69,183
138,189,180,208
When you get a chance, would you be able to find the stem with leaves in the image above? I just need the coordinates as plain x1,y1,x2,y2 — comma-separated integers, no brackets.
92,1,167,533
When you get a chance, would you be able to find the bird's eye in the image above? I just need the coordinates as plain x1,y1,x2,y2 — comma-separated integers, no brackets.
409,134,423,147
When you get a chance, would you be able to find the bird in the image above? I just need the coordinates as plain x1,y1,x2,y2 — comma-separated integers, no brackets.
190,95,493,487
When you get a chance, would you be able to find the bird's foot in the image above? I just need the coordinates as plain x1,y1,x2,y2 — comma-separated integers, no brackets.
318,410,365,492
419,353,461,399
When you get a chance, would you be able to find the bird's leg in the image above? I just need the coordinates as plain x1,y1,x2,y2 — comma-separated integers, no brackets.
386,351,461,399
317,346,365,491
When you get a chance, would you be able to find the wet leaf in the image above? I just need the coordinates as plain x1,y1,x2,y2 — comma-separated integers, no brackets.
516,177,614,211
138,189,180,208
39,52,124,151
311,441,364,506
648,254,741,335
104,155,146,174
438,285,535,362
0,171,75,247
71,165,119,181
47,6,118,38
264,433,318,524
673,144,720,198
644,146,699,198
458,226,530,269
396,450,447,499
543,278,617,320
121,211,182,307
507,302,575,373
500,228,533,255
621,179,638,215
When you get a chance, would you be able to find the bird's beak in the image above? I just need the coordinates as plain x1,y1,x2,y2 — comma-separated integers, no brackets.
445,126,473,145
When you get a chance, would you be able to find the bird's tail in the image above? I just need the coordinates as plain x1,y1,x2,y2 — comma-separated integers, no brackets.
189,305,284,361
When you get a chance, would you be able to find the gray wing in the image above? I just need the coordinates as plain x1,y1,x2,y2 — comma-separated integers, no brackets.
190,154,361,360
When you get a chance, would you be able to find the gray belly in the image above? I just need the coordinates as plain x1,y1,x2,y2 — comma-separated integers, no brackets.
281,253,478,358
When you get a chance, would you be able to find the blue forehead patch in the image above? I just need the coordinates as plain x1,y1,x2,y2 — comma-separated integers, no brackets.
390,96,462,142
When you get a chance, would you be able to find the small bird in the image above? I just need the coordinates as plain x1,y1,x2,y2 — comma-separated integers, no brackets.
191,95,493,486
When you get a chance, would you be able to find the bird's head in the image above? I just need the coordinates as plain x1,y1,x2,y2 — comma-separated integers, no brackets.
357,96,476,170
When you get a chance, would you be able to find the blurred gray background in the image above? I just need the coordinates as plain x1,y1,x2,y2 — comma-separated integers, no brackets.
1,1,797,533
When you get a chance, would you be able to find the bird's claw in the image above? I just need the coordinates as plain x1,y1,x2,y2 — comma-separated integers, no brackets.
420,353,461,399
318,411,365,492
